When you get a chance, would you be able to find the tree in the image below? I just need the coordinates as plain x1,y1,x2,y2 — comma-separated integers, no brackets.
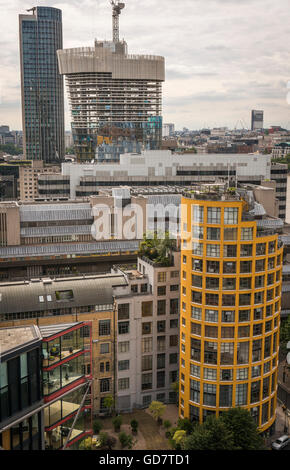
181,416,235,451
173,430,186,448
280,315,290,357
103,394,114,416
93,419,102,434
112,415,122,432
138,231,176,265
148,401,166,423
177,417,194,434
220,408,265,450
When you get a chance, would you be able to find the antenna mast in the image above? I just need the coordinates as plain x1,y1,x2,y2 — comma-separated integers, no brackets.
110,1,125,42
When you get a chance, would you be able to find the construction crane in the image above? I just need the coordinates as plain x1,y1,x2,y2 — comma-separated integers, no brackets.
110,1,125,43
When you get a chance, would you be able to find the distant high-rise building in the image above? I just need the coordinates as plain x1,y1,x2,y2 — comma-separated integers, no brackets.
57,2,165,162
163,123,175,137
251,110,264,131
19,7,65,163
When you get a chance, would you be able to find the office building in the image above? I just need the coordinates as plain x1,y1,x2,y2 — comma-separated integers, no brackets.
57,2,164,162
179,183,283,434
251,110,264,131
0,326,43,450
36,150,288,220
0,322,93,450
114,252,180,411
19,7,65,163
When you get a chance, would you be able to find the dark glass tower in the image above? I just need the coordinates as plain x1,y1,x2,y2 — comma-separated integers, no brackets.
19,7,65,163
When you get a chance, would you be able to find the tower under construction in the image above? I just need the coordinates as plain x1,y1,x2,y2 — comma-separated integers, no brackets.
57,2,165,162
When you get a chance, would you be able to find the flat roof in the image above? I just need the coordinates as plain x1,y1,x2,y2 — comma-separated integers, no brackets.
0,325,41,358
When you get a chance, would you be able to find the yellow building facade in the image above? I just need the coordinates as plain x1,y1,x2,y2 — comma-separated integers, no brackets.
179,192,283,433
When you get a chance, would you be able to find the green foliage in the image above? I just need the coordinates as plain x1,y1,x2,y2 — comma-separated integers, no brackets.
79,437,92,450
220,407,265,450
98,432,109,447
138,231,176,265
112,415,122,432
181,416,235,450
148,401,166,421
177,417,194,434
93,419,102,434
119,431,133,449
130,419,138,433
181,408,265,451
0,144,22,156
103,394,114,414
173,430,186,445
163,420,171,429
280,315,290,357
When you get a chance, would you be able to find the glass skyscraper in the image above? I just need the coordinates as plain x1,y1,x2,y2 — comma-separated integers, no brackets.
19,7,65,163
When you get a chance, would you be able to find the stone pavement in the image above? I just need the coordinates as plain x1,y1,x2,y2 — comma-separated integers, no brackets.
265,402,290,449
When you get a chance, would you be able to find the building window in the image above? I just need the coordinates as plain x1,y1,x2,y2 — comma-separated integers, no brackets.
191,338,201,362
99,320,111,336
192,225,204,240
241,227,253,240
206,277,219,290
223,261,236,274
203,368,217,380
220,342,234,365
100,343,109,354
204,341,218,364
157,286,166,296
118,341,130,353
219,384,233,407
100,378,110,392
118,378,130,390
192,205,204,223
207,207,221,224
192,242,203,256
205,309,218,322
236,368,248,380
250,381,260,404
142,322,152,335
118,360,130,371
192,258,203,272
142,373,152,390
222,310,235,322
192,274,203,288
192,306,202,320
205,293,219,306
224,227,237,241
224,245,237,258
170,335,178,347
224,207,238,225
190,364,200,378
118,321,129,335
190,379,200,404
142,355,153,371
203,383,216,406
142,301,153,317
207,227,220,241
142,337,153,353
118,303,130,320
157,321,166,333
158,272,167,282
206,244,220,258
240,244,252,257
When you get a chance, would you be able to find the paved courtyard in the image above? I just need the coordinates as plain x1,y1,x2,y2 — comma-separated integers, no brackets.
98,405,179,450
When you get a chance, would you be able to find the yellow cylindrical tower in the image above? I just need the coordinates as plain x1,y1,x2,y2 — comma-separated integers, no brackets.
179,189,283,433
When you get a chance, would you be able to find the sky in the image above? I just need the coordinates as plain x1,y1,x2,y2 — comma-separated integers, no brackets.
0,0,290,131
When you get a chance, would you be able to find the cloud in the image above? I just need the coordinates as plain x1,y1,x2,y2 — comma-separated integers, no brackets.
0,0,290,130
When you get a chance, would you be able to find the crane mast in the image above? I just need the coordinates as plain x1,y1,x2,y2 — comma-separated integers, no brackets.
110,1,125,42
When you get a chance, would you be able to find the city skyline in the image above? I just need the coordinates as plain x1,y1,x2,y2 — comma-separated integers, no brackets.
1,0,290,132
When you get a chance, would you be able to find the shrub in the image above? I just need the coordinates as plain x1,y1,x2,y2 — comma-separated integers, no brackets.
112,415,123,432
93,419,102,434
130,419,138,434
163,420,171,429
98,432,109,448
119,431,133,449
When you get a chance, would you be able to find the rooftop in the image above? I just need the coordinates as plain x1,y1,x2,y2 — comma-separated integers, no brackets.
0,325,41,358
